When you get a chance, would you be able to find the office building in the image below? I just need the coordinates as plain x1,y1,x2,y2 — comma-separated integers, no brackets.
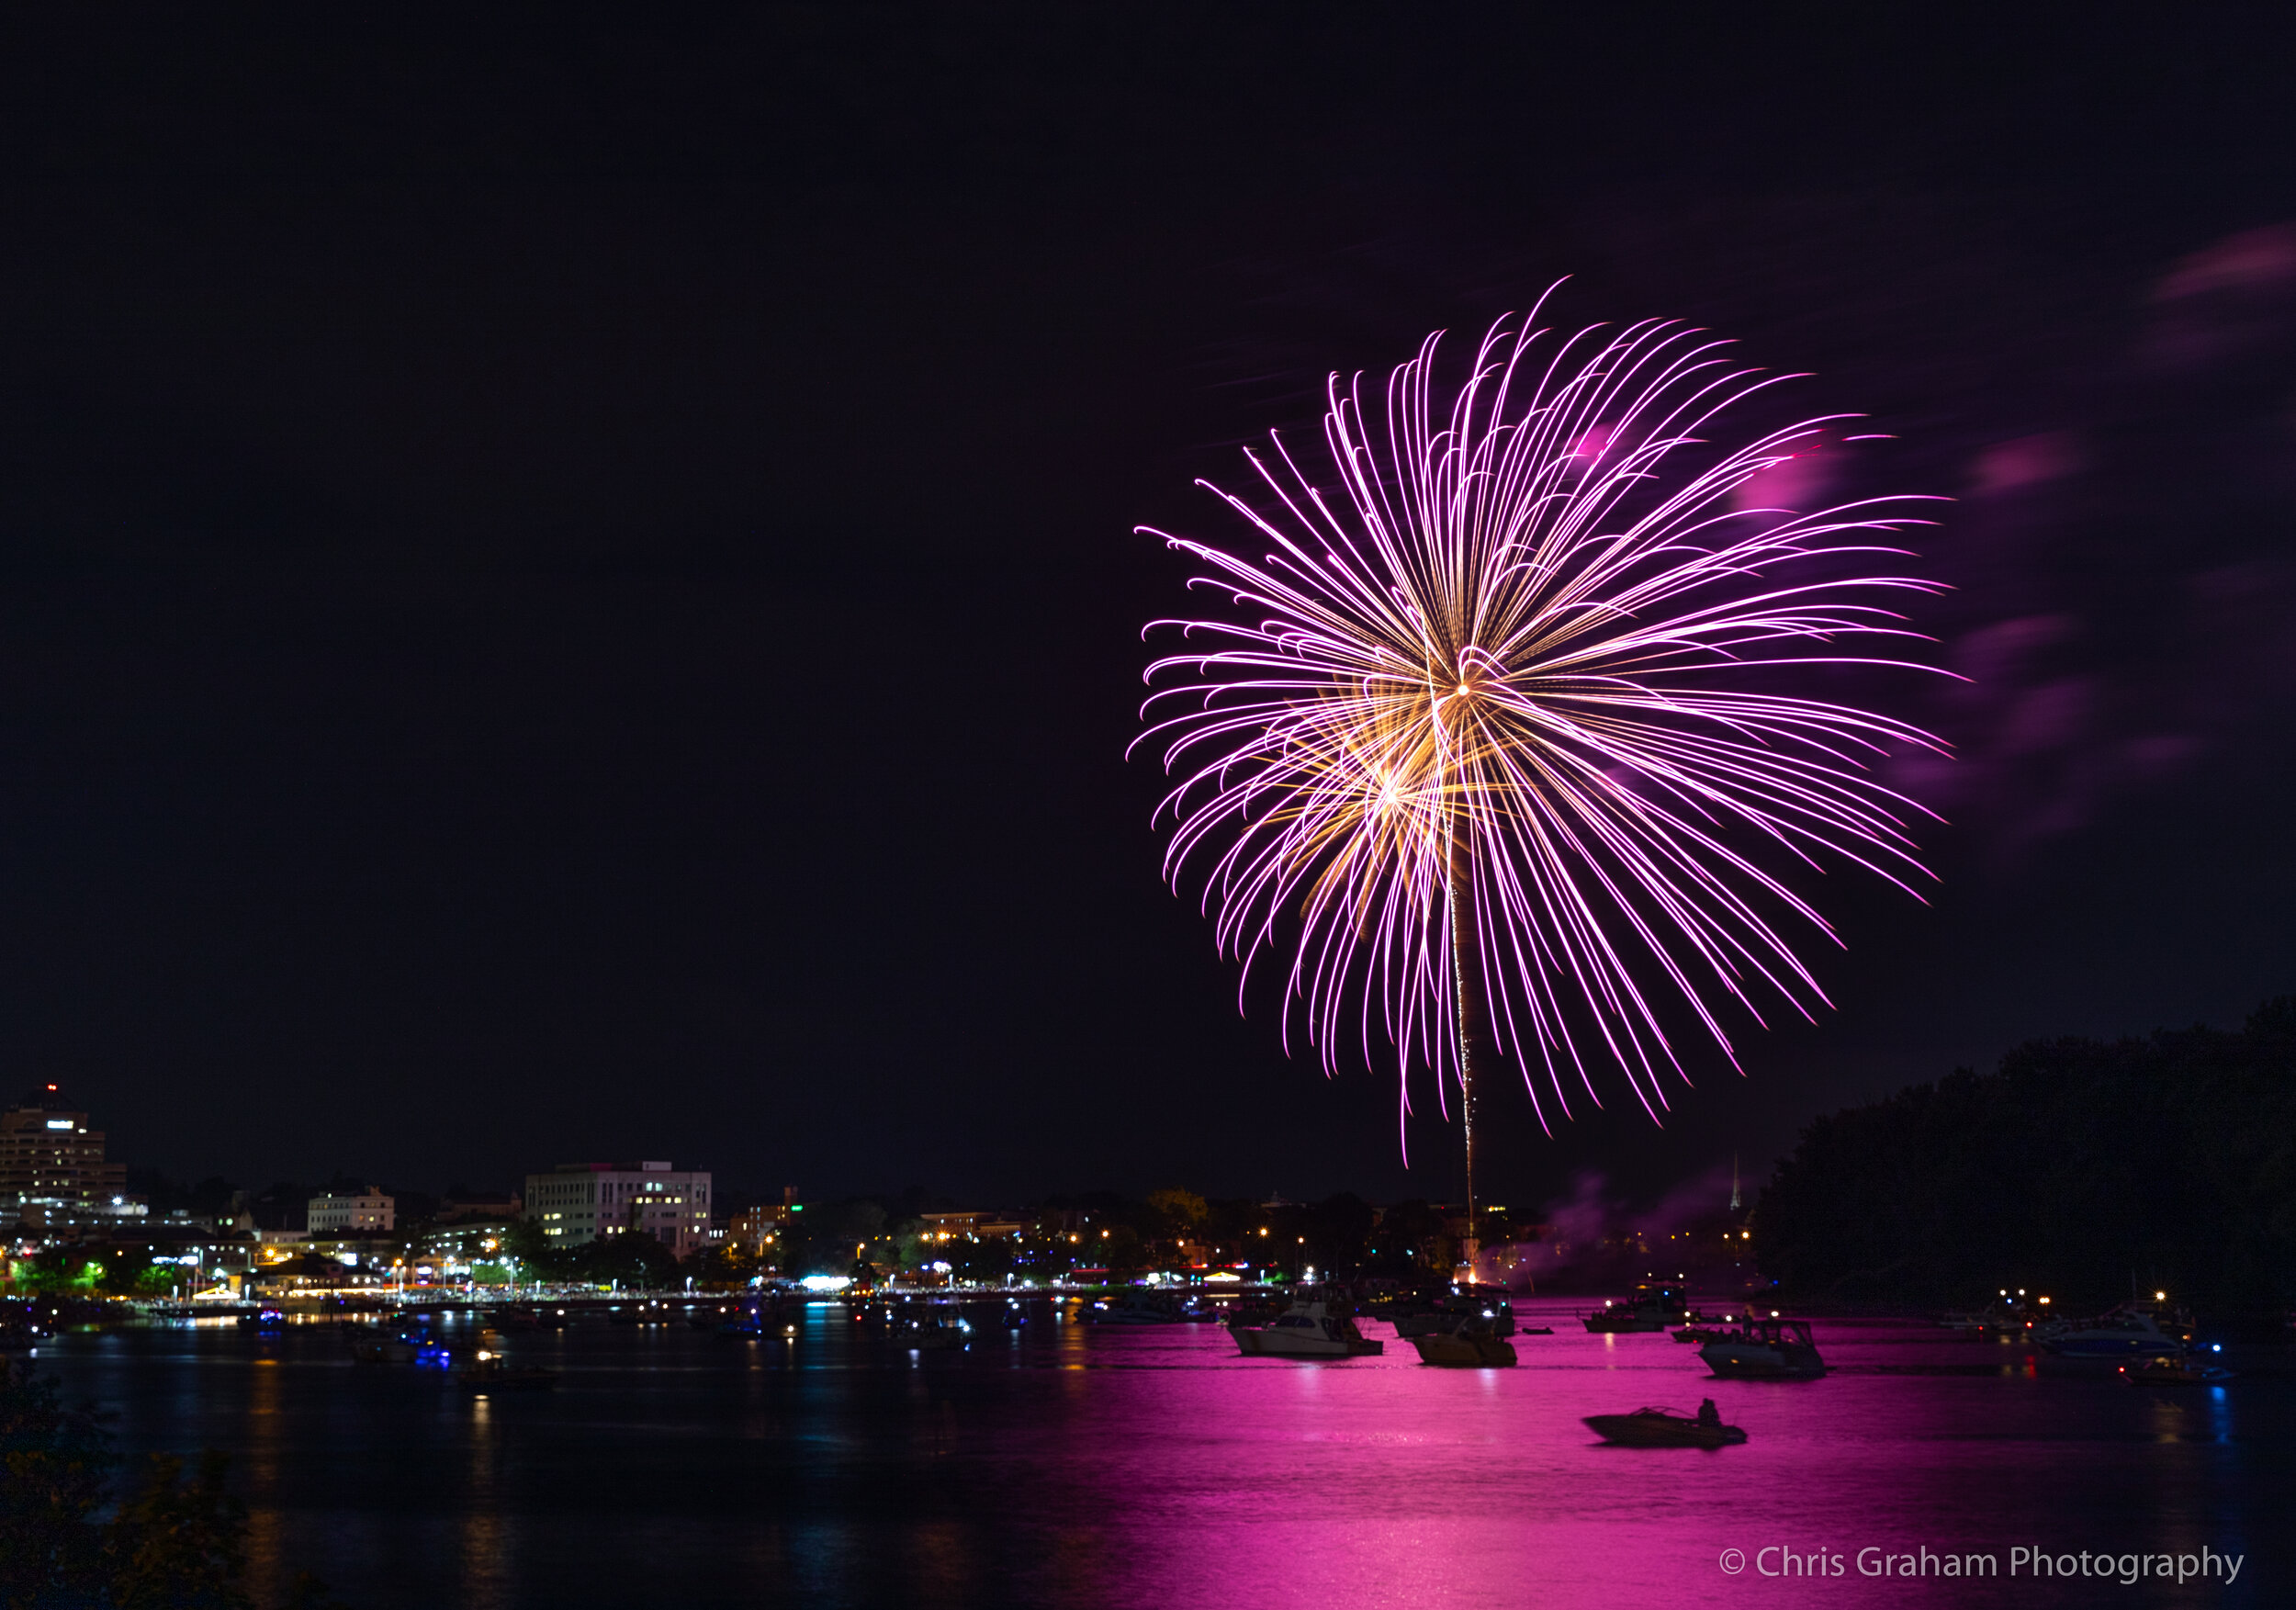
1,1084,130,1230
307,1190,396,1233
523,1161,712,1258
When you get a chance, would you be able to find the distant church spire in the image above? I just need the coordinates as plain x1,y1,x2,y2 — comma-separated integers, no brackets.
1728,1153,1741,1213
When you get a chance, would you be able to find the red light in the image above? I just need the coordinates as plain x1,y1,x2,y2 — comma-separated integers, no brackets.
45,1084,56,1091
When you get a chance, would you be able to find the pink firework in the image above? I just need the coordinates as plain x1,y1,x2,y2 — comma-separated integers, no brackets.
1137,302,1947,1162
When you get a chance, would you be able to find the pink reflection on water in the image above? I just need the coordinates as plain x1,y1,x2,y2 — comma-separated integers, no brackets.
1052,1303,2263,1609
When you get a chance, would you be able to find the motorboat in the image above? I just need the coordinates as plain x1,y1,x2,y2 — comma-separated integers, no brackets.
1391,1289,1517,1339
1583,1402,1748,1447
2038,1302,2194,1358
896,1309,971,1350
1582,1304,1669,1334
457,1346,555,1389
1232,1296,1383,1358
2120,1351,2234,1385
714,1301,782,1337
1094,1289,1190,1324
349,1327,435,1364
1698,1318,1827,1379
1939,1295,2035,1335
0,1312,52,1354
1410,1321,1516,1368
1581,1283,1688,1332
1673,1305,1761,1344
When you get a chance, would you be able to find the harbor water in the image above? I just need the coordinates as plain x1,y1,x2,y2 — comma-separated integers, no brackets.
38,1299,2290,1607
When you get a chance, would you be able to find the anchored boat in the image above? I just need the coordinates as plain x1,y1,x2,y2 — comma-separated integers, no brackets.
2120,1351,2234,1385
1697,1317,1827,1379
1390,1289,1518,1339
2038,1302,2194,1358
1232,1295,1383,1358
1410,1319,1516,1368
1581,1284,1689,1334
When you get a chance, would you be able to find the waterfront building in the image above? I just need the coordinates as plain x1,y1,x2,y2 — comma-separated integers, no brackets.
523,1161,712,1258
1,1084,134,1233
728,1186,801,1254
307,1190,396,1233
918,1210,1025,1240
436,1189,522,1223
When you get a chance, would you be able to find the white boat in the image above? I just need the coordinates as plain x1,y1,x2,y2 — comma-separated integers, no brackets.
1697,1318,1827,1379
1232,1297,1383,1358
2038,1303,2192,1358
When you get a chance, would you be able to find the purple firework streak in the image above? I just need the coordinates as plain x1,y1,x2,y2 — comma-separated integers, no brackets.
1137,304,1950,1153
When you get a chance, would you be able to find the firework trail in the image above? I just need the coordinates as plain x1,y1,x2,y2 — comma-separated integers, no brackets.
1136,295,1948,1154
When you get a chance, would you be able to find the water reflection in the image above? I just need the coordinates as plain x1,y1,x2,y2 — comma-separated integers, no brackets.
39,1302,2289,1609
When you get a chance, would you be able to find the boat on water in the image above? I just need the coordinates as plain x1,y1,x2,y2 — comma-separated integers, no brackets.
1232,1295,1383,1358
0,1312,54,1353
1697,1318,1827,1379
1410,1321,1516,1368
457,1346,555,1389
2120,1350,2234,1385
1583,1401,1748,1448
1938,1294,2037,1335
895,1309,972,1350
1094,1289,1192,1324
2037,1302,2194,1358
1581,1283,1688,1333
349,1328,437,1364
1391,1288,1517,1339
715,1300,796,1338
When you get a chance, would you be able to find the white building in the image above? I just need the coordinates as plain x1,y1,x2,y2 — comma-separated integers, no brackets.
307,1191,395,1233
523,1161,712,1259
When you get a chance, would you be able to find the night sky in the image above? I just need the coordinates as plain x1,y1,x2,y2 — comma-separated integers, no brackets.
3,12,2291,1215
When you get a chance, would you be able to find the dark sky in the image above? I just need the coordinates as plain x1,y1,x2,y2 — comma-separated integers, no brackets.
2,10,2292,1215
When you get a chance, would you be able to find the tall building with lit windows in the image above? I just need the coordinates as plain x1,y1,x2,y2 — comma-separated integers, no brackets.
2,1084,130,1228
523,1161,712,1258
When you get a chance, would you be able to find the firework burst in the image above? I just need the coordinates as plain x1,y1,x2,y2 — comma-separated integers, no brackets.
1137,298,1948,1157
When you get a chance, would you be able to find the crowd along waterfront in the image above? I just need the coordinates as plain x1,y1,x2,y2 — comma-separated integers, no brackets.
24,1289,2291,1609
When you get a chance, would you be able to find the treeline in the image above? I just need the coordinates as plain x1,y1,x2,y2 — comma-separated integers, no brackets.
711,1191,1526,1286
1755,998,2296,1333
